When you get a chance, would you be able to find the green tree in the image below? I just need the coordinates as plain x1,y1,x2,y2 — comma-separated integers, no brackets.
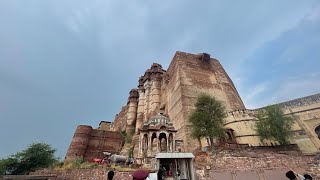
255,105,295,145
189,93,227,148
0,143,58,175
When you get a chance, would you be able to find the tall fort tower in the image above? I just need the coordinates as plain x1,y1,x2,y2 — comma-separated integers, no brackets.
112,51,245,152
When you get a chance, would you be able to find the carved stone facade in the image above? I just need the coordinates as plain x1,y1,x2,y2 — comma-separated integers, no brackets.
137,113,177,163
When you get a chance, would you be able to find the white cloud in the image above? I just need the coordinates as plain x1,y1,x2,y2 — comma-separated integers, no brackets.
272,78,320,103
242,82,270,108
305,7,320,22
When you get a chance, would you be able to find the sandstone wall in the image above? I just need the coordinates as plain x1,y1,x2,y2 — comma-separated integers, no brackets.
84,129,122,160
223,94,320,154
164,52,246,152
194,148,320,179
282,95,320,154
65,125,122,161
110,52,268,153
111,106,128,132
31,169,135,180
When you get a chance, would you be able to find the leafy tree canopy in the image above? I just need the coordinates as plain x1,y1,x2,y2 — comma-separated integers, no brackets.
189,93,227,144
0,143,58,175
255,105,295,145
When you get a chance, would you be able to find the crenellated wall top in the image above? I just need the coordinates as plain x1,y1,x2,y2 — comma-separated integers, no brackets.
275,93,320,109
128,88,139,102
140,63,166,83
138,76,144,90
226,109,256,119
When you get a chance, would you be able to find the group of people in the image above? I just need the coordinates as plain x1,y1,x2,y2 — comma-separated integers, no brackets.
106,165,179,180
286,170,313,180
107,167,313,180
157,164,181,180
107,168,152,180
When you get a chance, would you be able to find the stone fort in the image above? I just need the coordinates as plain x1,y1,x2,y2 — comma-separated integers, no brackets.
65,51,320,161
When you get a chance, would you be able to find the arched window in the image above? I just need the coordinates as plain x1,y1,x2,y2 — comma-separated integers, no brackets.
143,134,148,153
151,133,157,152
169,133,173,152
159,133,167,152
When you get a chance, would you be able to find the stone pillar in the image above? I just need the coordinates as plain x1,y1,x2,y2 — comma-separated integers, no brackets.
143,136,148,153
179,159,187,179
169,135,173,152
138,134,142,157
147,135,152,156
135,77,145,132
150,79,161,115
173,134,176,152
126,89,139,134
144,81,152,121
189,159,195,180
156,133,160,153
166,134,169,152
150,63,163,116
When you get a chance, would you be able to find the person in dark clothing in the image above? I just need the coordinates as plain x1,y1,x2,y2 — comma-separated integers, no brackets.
304,174,313,180
157,165,164,180
286,171,297,180
108,169,115,180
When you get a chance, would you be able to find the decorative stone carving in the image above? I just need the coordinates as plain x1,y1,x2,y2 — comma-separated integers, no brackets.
137,113,178,162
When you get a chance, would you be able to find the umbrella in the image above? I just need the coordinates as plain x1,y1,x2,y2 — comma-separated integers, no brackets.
132,169,149,180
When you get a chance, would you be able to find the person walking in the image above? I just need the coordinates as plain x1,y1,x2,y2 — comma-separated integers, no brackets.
157,165,164,180
162,166,167,180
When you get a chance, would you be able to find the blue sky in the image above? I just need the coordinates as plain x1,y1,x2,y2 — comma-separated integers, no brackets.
0,1,319,159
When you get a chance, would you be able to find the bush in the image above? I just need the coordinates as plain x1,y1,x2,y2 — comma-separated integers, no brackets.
72,157,85,168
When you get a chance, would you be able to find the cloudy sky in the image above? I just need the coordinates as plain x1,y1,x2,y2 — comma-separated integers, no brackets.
0,0,319,158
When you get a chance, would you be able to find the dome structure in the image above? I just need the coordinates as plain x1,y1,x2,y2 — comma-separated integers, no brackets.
148,113,171,125
141,113,174,129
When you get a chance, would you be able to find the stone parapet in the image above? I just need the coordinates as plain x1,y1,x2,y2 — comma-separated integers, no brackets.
31,168,139,180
